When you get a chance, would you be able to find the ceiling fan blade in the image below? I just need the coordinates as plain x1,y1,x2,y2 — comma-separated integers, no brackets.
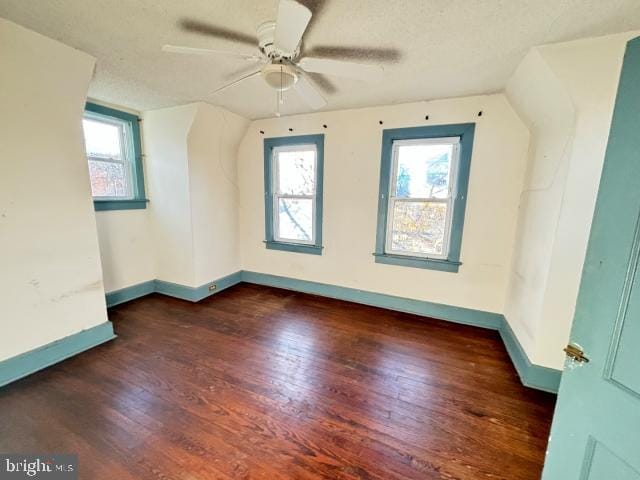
305,72,337,94
294,0,328,39
162,45,261,61
209,70,261,96
179,19,257,47
294,74,326,110
274,0,312,54
304,45,401,63
298,57,384,82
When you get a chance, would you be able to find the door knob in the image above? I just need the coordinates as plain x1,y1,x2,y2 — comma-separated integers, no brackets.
564,343,589,363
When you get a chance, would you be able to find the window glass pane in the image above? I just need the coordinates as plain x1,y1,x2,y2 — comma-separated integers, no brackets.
82,118,123,159
395,143,452,199
276,149,315,195
390,201,447,255
88,160,130,197
278,198,313,242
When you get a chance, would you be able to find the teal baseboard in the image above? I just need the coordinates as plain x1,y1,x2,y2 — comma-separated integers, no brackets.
240,271,502,329
155,271,242,302
499,319,562,394
102,270,561,393
105,271,243,306
0,322,116,387
106,280,156,307
154,279,199,301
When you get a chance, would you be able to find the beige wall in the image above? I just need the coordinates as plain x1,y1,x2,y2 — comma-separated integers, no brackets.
96,101,248,292
144,102,248,287
0,19,109,361
504,48,576,365
95,210,156,292
505,31,638,369
144,103,197,286
89,100,157,293
238,94,529,314
188,104,249,285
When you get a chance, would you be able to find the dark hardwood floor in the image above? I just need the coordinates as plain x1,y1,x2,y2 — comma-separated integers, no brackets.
0,283,555,479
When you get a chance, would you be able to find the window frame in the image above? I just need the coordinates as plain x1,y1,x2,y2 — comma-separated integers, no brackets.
385,137,460,260
84,102,147,211
272,143,318,246
263,134,324,255
374,123,475,273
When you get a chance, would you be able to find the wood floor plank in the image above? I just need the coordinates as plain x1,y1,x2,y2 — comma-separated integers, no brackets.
0,283,555,479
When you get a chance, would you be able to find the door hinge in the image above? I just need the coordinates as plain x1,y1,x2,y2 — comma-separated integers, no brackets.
564,343,590,363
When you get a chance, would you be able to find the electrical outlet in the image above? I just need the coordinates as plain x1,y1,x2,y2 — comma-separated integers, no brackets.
208,284,216,292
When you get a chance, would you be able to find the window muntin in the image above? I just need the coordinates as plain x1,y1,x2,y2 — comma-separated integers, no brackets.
385,137,460,259
272,144,317,244
82,112,135,200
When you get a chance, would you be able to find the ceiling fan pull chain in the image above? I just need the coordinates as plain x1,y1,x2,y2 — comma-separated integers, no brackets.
280,66,285,105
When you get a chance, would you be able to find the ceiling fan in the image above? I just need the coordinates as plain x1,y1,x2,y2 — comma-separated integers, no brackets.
162,0,387,116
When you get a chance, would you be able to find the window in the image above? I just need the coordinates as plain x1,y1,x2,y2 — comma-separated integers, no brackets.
264,134,324,255
82,102,147,211
374,124,475,272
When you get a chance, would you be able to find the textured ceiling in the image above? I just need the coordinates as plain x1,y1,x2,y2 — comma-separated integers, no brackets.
2,0,640,119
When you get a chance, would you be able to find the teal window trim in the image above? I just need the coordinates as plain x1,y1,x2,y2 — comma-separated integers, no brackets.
85,102,148,211
263,134,324,255
374,123,476,273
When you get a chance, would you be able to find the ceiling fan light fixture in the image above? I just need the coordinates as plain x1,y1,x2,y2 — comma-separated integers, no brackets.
261,63,298,91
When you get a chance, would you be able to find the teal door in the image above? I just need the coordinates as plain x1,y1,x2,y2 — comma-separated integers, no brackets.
542,37,640,479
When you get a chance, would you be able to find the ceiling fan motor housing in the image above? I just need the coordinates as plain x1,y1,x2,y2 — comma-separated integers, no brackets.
257,21,276,57
257,21,299,59
261,63,298,91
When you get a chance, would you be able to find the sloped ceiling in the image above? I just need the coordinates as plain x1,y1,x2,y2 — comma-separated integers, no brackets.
1,0,640,119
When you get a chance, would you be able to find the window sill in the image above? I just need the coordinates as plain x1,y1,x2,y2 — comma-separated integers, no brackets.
265,241,323,255
373,253,461,272
94,199,149,211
